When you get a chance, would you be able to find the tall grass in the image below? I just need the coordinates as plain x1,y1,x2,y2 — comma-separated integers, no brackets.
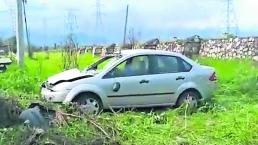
0,53,258,144
1,52,96,91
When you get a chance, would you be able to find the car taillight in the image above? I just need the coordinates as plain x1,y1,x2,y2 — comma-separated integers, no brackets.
209,72,217,81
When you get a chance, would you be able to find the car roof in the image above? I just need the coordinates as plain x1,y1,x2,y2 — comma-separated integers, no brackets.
120,49,182,57
118,49,198,66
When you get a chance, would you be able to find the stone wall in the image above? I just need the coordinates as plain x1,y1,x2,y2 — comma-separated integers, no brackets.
138,37,258,59
156,41,184,53
200,37,258,59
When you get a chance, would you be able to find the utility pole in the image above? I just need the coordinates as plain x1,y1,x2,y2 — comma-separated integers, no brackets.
16,0,24,67
226,0,230,34
123,5,129,46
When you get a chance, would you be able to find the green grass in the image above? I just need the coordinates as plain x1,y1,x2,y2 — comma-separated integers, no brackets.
0,52,97,106
0,52,258,145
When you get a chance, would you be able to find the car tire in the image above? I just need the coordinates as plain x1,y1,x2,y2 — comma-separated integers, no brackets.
73,93,103,115
175,90,200,112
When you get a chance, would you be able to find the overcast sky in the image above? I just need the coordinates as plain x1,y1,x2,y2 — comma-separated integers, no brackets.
1,0,258,46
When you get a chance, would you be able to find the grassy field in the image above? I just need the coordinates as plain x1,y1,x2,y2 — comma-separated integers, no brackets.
0,52,258,145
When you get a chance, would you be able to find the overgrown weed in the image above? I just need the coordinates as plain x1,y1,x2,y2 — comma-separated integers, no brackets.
0,54,257,144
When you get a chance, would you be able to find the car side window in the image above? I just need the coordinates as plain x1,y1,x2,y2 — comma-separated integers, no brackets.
149,55,191,74
180,58,192,72
157,55,178,73
105,55,149,78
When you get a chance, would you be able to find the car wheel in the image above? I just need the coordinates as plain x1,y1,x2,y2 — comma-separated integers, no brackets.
73,93,103,115
176,91,200,112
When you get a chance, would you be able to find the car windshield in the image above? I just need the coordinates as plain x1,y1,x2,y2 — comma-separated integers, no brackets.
84,56,118,72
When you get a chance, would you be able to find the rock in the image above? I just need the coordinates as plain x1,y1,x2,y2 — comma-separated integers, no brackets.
19,106,49,130
248,51,252,56
253,56,258,61
138,36,258,59
242,39,247,43
249,37,254,42
235,41,241,48
254,49,258,55
234,38,239,42
226,44,232,50
0,98,22,128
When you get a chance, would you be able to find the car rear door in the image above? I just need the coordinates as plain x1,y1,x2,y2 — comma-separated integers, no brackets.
142,55,192,105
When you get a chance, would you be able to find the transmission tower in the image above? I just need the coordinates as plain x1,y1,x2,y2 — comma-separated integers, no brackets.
42,17,47,47
95,0,105,44
64,9,79,48
225,0,239,36
96,0,103,27
10,7,16,35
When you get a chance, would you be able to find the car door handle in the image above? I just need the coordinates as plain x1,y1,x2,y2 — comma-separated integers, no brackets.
176,76,185,80
139,79,149,84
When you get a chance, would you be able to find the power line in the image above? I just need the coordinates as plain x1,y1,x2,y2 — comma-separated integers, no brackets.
22,0,32,57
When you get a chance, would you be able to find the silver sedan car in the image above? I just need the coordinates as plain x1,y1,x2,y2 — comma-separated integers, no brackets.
41,49,216,114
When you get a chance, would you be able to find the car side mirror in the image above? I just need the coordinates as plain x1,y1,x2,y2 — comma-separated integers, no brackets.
113,82,120,92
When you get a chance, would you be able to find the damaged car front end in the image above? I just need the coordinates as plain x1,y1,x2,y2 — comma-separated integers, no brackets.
41,69,95,102
41,81,71,102
41,55,117,103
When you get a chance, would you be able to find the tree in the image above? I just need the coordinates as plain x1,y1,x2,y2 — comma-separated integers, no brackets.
0,38,3,46
128,28,139,49
223,32,236,39
7,36,17,53
62,33,78,70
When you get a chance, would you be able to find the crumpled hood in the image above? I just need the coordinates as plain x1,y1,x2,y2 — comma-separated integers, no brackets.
47,69,93,85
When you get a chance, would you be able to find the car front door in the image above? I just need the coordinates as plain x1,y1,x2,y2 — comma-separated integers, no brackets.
102,55,153,108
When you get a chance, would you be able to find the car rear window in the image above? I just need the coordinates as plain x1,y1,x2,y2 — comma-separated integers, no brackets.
148,55,192,74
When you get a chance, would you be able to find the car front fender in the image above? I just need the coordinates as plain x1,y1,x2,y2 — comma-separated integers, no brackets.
63,84,107,106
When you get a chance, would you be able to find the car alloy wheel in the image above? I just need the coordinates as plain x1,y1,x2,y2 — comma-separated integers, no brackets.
176,91,199,113
184,93,198,110
79,98,100,115
73,93,102,115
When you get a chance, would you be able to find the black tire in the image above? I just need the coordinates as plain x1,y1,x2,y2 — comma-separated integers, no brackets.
0,65,6,73
175,90,200,111
73,93,103,115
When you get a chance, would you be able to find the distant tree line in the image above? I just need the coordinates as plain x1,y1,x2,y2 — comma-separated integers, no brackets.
0,36,17,54
0,36,52,55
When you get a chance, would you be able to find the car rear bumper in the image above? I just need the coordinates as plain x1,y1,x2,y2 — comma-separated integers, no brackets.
41,88,69,102
200,81,217,101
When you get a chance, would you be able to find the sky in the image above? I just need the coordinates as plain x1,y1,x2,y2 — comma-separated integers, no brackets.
0,0,258,46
